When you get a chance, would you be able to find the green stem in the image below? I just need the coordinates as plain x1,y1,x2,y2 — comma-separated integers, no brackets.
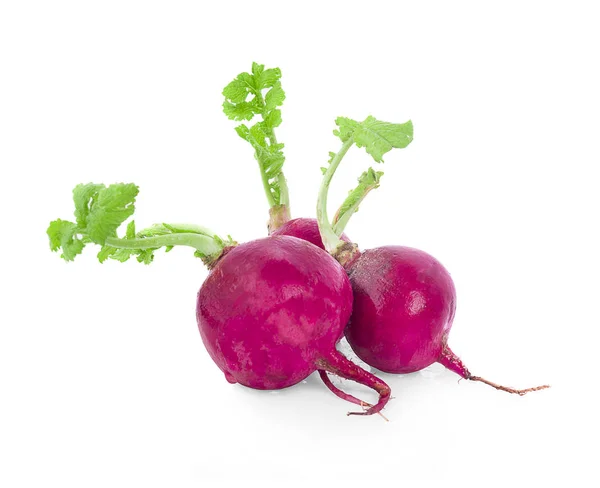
276,173,290,208
105,233,223,259
316,138,354,253
257,92,289,210
332,176,381,236
257,164,276,208
268,203,291,234
158,223,218,237
269,132,289,207
251,90,275,209
267,126,278,145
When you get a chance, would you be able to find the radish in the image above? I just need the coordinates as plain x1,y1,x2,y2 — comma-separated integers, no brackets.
47,182,391,415
308,115,548,394
197,235,390,415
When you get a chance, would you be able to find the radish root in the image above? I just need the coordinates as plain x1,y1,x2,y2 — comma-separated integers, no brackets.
468,376,550,396
316,349,391,416
318,370,389,421
438,344,550,396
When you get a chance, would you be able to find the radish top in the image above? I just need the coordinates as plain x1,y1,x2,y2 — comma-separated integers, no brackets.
222,63,290,231
47,183,234,267
316,116,414,258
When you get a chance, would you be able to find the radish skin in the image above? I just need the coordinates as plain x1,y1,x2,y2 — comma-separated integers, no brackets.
272,217,349,250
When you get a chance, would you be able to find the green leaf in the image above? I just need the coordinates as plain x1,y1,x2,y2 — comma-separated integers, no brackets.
235,124,250,140
333,117,361,142
264,82,285,112
332,168,385,235
49,184,230,265
257,66,281,90
223,100,259,121
73,183,105,228
335,116,413,163
251,62,264,79
222,79,251,104
249,123,268,147
223,63,287,206
263,108,282,129
47,219,84,261
136,250,155,265
86,183,139,244
342,167,384,213
125,220,136,239
108,248,135,263
222,71,257,101
97,245,117,263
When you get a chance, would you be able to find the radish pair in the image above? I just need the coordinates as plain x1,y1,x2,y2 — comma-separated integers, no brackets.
221,63,548,407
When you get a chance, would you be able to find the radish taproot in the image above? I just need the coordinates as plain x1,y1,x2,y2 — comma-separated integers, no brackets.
47,183,391,415
307,115,548,394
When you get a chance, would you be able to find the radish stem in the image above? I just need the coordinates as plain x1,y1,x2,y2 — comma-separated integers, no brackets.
332,168,384,236
316,138,354,253
105,232,224,261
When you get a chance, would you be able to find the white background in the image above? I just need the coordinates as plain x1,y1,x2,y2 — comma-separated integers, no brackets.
1,1,598,486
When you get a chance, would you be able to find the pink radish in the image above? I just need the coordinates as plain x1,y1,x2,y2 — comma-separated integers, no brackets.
48,183,391,415
196,235,390,415
284,115,548,394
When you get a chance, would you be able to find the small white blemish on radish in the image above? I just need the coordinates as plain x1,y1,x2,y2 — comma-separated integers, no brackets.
407,290,426,316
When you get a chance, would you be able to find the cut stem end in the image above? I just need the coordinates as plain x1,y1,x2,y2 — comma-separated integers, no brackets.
268,204,291,234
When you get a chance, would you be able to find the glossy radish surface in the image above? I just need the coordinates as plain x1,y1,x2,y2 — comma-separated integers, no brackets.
272,217,350,250
197,236,351,388
345,246,456,374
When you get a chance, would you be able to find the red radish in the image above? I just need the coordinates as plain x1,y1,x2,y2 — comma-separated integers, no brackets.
345,246,457,375
196,235,390,415
342,245,547,394
308,115,548,394
47,183,391,416
340,244,548,394
272,217,350,250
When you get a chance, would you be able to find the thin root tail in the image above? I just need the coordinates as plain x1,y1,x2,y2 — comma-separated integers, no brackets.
469,375,551,396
